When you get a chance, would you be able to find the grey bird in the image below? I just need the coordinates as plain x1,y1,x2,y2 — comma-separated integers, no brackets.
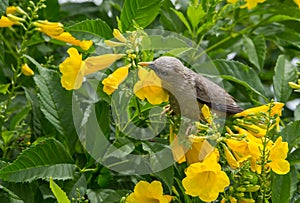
139,56,243,120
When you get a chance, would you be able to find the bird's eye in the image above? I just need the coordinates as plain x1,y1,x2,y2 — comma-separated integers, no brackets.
160,70,168,76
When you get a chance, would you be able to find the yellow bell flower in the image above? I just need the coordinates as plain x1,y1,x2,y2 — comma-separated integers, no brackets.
102,64,131,95
6,6,17,15
59,47,124,90
126,180,172,203
113,29,127,43
0,16,16,27
182,149,230,202
34,20,64,37
21,64,34,76
294,0,300,9
267,136,290,174
234,102,284,118
59,48,86,90
240,0,266,9
52,32,93,51
134,67,169,105
201,104,212,124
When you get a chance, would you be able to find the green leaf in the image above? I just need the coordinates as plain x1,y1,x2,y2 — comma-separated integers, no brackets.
196,60,266,101
120,0,162,31
160,0,184,32
66,19,113,40
26,55,77,150
155,166,174,194
0,84,10,95
50,177,71,203
42,0,60,21
87,189,128,203
171,9,192,33
9,106,31,130
288,148,300,165
281,121,300,149
0,138,76,182
243,35,266,70
294,103,300,121
0,0,8,16
187,4,205,29
272,173,291,203
273,55,297,102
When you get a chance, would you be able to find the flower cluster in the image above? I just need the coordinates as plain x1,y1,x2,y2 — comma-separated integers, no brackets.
0,6,25,27
59,29,169,106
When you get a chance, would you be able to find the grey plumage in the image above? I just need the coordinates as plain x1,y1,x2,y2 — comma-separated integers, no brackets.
140,56,243,120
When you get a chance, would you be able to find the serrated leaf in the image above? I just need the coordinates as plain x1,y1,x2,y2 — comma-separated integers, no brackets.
273,55,297,102
0,0,8,16
196,60,266,101
120,0,162,31
243,35,266,70
281,121,300,149
50,177,71,203
25,55,77,150
66,19,112,40
171,9,192,33
0,138,76,182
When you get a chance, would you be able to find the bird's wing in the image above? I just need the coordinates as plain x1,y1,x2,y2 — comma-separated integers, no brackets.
194,74,243,114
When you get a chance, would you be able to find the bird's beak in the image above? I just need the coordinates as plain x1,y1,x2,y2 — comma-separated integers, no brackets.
138,62,154,67
138,62,156,71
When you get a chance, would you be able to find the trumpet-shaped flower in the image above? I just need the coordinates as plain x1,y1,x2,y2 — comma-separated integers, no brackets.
267,136,290,174
134,68,169,105
6,6,17,15
113,29,127,43
53,32,93,50
182,149,230,202
59,48,124,90
126,180,172,203
201,104,212,124
0,16,16,27
21,64,34,76
59,48,86,90
102,64,131,95
34,20,64,37
234,102,284,137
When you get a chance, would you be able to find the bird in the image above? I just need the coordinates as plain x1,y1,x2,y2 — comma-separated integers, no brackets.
139,56,243,120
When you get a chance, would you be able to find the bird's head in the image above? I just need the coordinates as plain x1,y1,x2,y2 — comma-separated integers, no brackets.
139,56,184,80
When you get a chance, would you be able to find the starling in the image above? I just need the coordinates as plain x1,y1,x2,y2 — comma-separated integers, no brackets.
139,56,243,120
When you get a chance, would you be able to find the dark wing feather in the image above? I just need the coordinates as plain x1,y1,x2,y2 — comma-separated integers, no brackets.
194,74,243,114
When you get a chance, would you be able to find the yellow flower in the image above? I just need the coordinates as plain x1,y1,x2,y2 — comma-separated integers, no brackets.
240,0,266,9
134,68,169,105
6,6,17,15
289,81,300,89
104,40,125,47
113,29,127,43
182,149,230,202
0,16,16,27
21,64,34,76
102,64,131,95
267,136,290,174
234,102,284,118
201,104,212,124
126,180,172,203
294,0,300,9
53,32,93,50
59,48,125,90
234,102,284,137
59,48,86,90
34,20,64,37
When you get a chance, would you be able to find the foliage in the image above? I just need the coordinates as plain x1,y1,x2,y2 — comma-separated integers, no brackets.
0,0,300,202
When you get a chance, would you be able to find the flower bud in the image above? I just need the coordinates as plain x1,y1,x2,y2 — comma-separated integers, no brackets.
21,64,34,76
